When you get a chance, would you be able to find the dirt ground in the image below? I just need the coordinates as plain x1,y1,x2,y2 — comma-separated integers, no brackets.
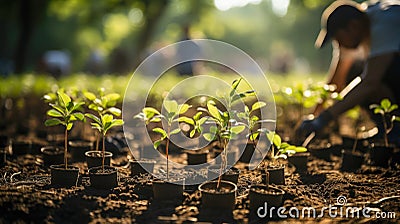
0,136,399,224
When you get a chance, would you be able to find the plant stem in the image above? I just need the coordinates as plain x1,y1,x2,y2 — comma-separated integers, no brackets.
382,114,389,147
102,133,105,172
64,127,68,170
166,127,170,180
95,132,100,151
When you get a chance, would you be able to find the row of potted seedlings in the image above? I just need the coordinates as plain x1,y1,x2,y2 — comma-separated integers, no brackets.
43,89,123,189
308,98,399,171
132,78,309,214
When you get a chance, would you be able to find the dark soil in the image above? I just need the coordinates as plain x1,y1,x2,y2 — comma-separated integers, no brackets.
1,136,400,223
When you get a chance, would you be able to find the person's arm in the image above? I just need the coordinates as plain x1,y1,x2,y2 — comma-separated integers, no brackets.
327,52,395,116
314,45,359,115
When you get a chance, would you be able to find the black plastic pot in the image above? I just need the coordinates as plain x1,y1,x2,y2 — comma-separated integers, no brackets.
152,179,184,202
186,150,208,165
267,165,285,185
69,140,93,162
249,184,285,212
88,166,118,189
198,180,237,211
130,159,156,176
41,146,64,166
11,140,32,155
369,144,394,168
85,151,112,169
238,142,256,163
207,165,241,184
341,150,364,172
288,152,310,173
50,164,80,187
309,145,332,161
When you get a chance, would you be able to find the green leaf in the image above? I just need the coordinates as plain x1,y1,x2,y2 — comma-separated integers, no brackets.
203,133,215,141
71,102,85,113
198,117,208,125
381,98,391,110
230,78,242,97
267,132,281,148
190,129,196,138
150,117,162,123
249,132,259,141
388,104,398,113
178,103,191,114
251,102,266,112
73,112,85,121
154,139,163,149
45,118,63,127
67,122,73,131
210,125,218,134
83,91,96,101
170,128,181,135
193,111,202,121
102,114,113,125
163,100,178,114
143,107,160,117
230,125,245,134
57,90,71,107
374,108,384,115
85,113,101,124
104,93,120,102
106,107,122,116
207,101,222,121
369,104,379,110
153,128,167,138
47,109,63,117
176,116,194,125
294,146,308,153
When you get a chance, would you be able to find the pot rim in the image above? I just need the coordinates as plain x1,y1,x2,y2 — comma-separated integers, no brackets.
250,184,285,195
88,165,118,174
41,146,63,154
85,150,113,157
50,164,80,171
198,180,238,194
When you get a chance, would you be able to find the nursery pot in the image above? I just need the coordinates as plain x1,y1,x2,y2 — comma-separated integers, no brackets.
11,140,32,155
340,150,364,172
309,145,332,161
130,159,156,176
198,180,237,211
186,150,208,165
88,166,118,189
152,179,184,201
249,184,285,212
238,142,256,163
288,152,310,173
69,140,93,162
267,165,285,185
50,164,80,187
85,151,112,169
369,144,394,168
41,146,64,166
207,165,241,184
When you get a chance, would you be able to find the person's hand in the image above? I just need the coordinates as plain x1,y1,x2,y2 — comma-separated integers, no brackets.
295,111,333,143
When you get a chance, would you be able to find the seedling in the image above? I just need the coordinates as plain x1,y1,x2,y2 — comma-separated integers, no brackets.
369,98,400,147
44,90,85,169
266,131,307,167
85,113,124,171
83,88,121,151
200,78,253,188
134,99,193,180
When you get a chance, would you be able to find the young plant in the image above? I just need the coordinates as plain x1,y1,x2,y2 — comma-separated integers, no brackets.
44,90,85,169
369,98,400,147
200,78,252,188
85,113,124,171
266,131,307,167
83,89,122,151
134,100,193,180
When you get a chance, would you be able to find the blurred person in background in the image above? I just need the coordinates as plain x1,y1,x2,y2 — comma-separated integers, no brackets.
296,0,400,145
